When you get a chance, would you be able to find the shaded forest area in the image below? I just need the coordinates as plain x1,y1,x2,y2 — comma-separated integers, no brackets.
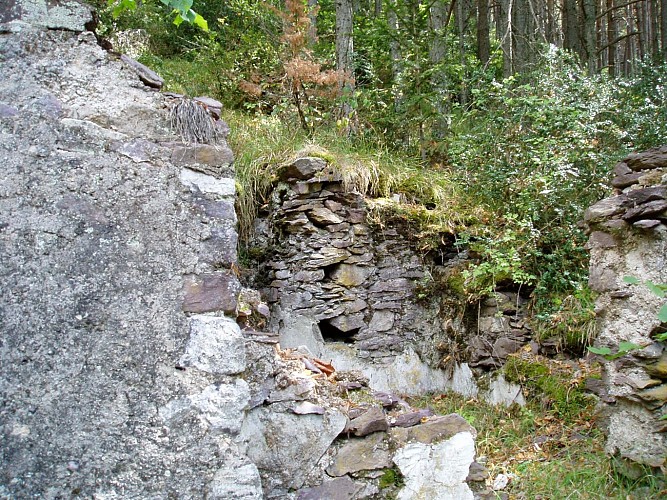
100,0,667,351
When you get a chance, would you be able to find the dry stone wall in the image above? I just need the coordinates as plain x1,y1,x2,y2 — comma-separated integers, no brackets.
256,157,524,405
259,158,469,395
584,146,667,470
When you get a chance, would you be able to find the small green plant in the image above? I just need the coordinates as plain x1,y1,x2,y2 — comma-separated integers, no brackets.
107,0,208,30
588,341,643,360
378,468,404,489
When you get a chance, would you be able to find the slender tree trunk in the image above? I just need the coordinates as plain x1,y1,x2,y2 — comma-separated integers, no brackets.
546,0,557,44
335,0,356,129
583,0,598,73
477,0,491,63
512,0,534,73
498,0,513,76
307,0,319,46
662,0,667,61
387,2,402,84
563,0,581,55
608,0,617,75
650,0,660,60
456,0,469,104
430,0,450,137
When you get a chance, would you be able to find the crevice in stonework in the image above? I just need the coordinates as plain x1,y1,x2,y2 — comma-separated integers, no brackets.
318,319,359,343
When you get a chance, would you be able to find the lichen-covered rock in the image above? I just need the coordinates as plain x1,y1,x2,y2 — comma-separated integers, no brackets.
1,0,95,31
0,18,252,498
393,431,476,500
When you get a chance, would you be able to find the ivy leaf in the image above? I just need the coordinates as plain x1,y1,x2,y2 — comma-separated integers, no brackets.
623,275,641,285
110,0,137,18
658,303,667,323
170,0,194,11
618,341,642,353
588,346,612,356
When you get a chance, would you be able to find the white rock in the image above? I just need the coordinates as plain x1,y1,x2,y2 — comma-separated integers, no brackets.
481,374,526,407
208,459,263,499
159,380,250,434
181,315,246,375
180,168,235,197
393,431,475,500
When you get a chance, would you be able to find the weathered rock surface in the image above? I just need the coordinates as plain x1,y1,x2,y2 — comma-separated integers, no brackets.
237,407,348,496
0,13,254,498
393,428,476,500
583,147,667,470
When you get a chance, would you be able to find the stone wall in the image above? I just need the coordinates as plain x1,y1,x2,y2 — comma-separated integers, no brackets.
256,157,524,405
0,9,261,498
0,6,490,499
583,146,667,470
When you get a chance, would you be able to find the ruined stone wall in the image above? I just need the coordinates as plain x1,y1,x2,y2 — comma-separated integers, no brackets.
584,146,667,470
0,8,262,497
256,157,524,404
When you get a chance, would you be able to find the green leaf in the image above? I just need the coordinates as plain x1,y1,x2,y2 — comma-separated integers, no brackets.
172,14,184,26
646,280,666,298
170,0,194,11
193,13,209,31
623,275,641,285
658,303,667,323
618,341,642,353
588,346,612,356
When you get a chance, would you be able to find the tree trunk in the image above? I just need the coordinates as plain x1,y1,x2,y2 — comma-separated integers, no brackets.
650,0,660,61
387,1,402,84
307,0,318,46
563,0,581,55
583,0,598,74
456,0,468,103
335,0,355,128
477,0,490,64
546,0,557,44
498,0,513,76
662,0,667,61
430,0,450,137
608,0,617,75
512,0,535,73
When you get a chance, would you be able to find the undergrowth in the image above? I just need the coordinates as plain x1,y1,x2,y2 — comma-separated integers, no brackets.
411,351,666,499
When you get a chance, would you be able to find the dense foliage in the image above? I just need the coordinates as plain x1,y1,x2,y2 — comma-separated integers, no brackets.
98,0,667,348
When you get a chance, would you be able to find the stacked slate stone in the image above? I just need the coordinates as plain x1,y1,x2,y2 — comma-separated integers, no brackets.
583,146,667,471
467,292,533,369
264,157,443,361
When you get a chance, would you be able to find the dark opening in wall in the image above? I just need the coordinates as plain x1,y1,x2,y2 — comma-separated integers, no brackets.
321,263,340,280
319,319,358,343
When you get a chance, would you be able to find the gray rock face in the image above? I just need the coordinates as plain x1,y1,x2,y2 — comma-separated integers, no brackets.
0,20,257,498
237,407,347,496
1,0,95,31
583,148,667,471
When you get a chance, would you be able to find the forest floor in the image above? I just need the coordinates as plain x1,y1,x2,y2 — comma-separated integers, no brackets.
412,349,666,499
